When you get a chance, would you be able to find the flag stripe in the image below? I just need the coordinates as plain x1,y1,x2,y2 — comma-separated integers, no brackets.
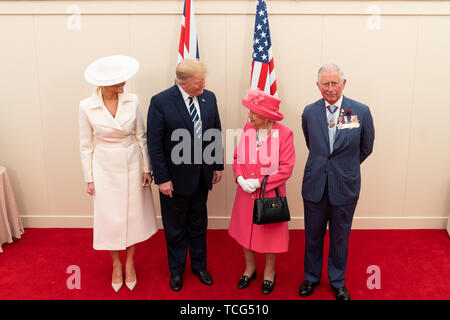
258,63,269,92
269,57,274,73
178,25,185,57
177,0,199,64
184,0,191,52
250,61,255,86
270,81,277,96
250,0,277,98
251,62,261,89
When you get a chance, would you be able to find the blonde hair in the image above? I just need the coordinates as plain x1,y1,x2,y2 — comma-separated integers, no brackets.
175,59,207,82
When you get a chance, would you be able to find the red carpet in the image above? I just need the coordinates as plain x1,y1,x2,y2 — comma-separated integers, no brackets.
0,228,449,300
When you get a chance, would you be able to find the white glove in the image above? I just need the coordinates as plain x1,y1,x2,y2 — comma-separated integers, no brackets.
247,178,261,190
237,176,260,193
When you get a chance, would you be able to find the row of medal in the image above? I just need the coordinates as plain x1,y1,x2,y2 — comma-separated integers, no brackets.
337,115,360,129
329,109,360,129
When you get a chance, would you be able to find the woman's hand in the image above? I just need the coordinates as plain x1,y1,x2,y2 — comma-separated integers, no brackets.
87,182,95,196
247,178,261,190
143,172,153,187
237,176,258,193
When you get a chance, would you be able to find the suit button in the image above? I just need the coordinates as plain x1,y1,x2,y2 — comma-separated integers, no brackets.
251,196,255,199
324,170,327,173
251,172,255,176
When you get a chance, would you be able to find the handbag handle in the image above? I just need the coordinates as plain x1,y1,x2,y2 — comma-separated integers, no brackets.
257,175,281,199
258,175,268,199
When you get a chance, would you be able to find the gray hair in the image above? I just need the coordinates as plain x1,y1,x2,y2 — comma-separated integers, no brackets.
317,63,345,83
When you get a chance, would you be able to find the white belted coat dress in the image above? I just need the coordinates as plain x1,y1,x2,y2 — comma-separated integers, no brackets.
79,88,158,250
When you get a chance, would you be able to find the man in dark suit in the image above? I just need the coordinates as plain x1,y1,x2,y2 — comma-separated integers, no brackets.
147,59,224,291
299,64,375,300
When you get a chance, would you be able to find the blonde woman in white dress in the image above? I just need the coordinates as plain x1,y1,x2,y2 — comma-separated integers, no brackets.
79,55,158,292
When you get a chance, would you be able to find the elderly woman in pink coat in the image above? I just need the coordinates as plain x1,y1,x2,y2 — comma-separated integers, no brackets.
229,88,295,294
79,55,158,293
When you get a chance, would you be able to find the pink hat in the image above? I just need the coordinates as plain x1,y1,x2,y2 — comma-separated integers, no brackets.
241,88,283,121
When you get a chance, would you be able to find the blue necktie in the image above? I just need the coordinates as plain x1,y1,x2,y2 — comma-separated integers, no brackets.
188,96,202,139
327,105,338,153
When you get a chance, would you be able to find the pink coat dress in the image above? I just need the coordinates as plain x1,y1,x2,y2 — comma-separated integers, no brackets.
228,121,295,253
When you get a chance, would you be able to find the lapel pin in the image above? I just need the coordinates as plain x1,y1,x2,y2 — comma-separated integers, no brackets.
201,99,205,102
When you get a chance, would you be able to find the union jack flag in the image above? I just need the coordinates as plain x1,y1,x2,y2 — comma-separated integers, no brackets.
177,0,199,64
250,0,278,97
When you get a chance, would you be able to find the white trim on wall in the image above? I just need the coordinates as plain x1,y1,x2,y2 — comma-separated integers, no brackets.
1,1,450,16
20,215,449,229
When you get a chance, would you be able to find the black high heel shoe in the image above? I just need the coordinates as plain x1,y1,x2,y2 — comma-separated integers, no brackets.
237,271,257,289
262,275,276,294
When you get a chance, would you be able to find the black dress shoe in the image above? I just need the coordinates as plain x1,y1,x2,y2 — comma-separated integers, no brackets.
261,275,275,294
194,270,213,285
298,280,320,297
237,271,257,289
331,286,351,300
169,275,183,291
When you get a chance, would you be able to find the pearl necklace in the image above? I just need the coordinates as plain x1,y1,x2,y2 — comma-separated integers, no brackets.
256,123,273,149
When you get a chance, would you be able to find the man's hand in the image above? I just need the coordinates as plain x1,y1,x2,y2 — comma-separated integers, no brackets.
213,171,222,184
159,181,174,198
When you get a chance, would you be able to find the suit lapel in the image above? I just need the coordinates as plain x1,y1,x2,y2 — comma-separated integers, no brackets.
88,90,123,131
197,93,208,131
100,107,123,130
171,86,195,134
316,99,330,150
115,92,134,128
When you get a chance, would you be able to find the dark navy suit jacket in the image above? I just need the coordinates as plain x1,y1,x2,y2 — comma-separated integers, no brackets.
301,96,375,206
147,85,224,196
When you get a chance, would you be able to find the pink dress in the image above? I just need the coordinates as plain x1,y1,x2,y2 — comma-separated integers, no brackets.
228,121,296,253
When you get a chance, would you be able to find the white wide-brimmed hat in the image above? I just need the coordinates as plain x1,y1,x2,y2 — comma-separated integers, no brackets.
84,55,139,86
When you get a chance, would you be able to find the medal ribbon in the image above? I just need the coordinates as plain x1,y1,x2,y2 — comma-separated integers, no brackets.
327,105,338,114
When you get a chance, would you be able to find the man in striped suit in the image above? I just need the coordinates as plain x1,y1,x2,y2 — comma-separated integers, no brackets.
299,64,375,300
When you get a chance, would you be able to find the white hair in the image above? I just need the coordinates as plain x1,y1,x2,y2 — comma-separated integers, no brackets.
317,63,345,83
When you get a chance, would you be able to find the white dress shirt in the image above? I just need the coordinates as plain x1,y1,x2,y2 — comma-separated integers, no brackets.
325,95,343,153
178,85,201,121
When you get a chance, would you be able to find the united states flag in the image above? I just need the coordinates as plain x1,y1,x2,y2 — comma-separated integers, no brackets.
250,0,278,97
177,0,199,64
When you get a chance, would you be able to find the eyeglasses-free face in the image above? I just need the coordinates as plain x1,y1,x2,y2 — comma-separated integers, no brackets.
104,81,126,94
317,70,346,105
179,74,206,97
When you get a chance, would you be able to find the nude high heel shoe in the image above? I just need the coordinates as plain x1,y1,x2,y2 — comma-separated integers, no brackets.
125,263,137,291
126,277,137,291
112,264,123,293
112,280,123,293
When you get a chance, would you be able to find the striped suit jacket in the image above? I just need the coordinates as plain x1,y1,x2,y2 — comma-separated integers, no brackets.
301,96,375,206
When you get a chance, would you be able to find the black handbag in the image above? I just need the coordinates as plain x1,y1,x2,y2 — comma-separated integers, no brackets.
253,175,291,225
